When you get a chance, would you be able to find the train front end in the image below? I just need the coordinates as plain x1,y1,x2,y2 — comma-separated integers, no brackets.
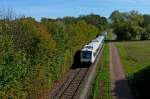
80,48,93,65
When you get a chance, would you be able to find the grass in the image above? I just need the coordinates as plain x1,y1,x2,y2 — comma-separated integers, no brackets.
90,43,111,99
115,40,150,98
116,40,150,77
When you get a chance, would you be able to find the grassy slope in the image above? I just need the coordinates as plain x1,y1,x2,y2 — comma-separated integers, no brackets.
90,31,113,99
116,40,150,77
90,43,111,99
116,40,150,98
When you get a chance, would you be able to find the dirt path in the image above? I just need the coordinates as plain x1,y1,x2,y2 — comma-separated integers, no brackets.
109,42,134,99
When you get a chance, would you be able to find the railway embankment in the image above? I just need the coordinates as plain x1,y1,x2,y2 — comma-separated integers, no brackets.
43,42,105,99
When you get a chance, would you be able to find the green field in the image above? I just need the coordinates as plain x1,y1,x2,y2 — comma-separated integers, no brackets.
116,40,150,76
90,43,111,99
116,40,150,98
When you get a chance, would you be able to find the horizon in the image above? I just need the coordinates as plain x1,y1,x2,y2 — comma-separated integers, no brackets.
0,0,150,20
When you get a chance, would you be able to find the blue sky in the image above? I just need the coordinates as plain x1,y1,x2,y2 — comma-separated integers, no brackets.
0,0,150,20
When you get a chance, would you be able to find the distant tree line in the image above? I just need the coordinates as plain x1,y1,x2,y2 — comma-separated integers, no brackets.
110,10,150,40
0,8,108,98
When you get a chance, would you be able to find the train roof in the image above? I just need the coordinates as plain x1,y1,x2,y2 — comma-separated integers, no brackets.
81,35,105,52
92,36,104,42
81,42,99,52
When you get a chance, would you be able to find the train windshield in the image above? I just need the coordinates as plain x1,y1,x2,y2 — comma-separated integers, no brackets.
85,46,93,50
81,51,92,59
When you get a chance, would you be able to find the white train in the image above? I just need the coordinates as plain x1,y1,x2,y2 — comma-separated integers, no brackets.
80,32,107,64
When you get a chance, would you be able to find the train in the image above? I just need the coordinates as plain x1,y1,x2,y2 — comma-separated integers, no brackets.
80,32,108,64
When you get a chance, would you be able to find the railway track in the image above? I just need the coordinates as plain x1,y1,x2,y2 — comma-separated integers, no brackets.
45,44,104,99
60,68,89,99
49,67,89,99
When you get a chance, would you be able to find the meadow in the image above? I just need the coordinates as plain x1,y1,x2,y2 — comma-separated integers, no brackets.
116,40,150,98
116,40,150,76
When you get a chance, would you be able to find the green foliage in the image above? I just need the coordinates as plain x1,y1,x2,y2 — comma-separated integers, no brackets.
0,11,108,98
79,14,108,32
110,10,150,40
143,14,150,27
0,35,29,98
61,16,77,24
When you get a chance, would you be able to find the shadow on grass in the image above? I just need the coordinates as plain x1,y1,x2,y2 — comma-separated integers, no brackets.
127,65,150,99
105,40,118,43
112,79,135,99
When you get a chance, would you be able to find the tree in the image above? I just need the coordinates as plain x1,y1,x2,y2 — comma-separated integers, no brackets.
143,14,150,27
0,7,108,98
110,10,148,40
61,16,77,24
141,25,150,40
109,10,126,24
79,14,108,31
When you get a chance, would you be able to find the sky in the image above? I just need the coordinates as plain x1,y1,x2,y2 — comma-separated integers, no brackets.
0,0,150,20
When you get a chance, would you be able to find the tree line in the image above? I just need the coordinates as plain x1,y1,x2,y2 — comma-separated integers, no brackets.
0,8,108,98
110,10,150,40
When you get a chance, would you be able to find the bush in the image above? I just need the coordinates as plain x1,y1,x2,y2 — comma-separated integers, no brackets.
0,35,29,98
0,13,108,98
